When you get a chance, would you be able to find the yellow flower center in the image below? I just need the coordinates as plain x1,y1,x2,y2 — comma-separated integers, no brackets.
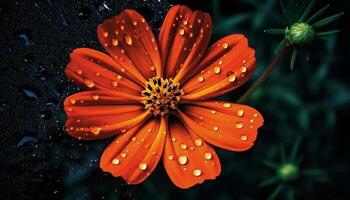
141,77,183,116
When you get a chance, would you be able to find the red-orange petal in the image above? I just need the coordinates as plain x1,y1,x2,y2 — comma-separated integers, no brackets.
163,117,221,189
177,101,263,151
65,48,143,95
97,9,162,82
100,117,167,184
158,5,212,80
181,34,256,100
64,90,150,140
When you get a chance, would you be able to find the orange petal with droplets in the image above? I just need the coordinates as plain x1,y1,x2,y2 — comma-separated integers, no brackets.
158,5,212,79
97,9,162,81
64,90,150,140
100,117,167,184
65,48,143,95
163,117,221,189
177,101,263,151
181,34,256,100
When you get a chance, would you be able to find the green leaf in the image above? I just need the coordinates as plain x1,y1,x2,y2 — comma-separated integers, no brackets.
306,4,330,23
268,184,284,200
299,0,317,22
259,176,279,187
265,28,285,35
312,12,344,28
290,49,298,71
316,30,340,37
261,160,279,169
289,136,302,162
274,39,287,54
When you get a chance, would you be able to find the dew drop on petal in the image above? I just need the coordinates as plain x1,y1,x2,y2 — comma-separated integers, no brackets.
84,80,94,88
124,35,133,45
112,38,118,46
92,95,99,100
194,139,202,147
240,135,248,141
204,152,212,160
178,155,188,165
222,43,229,49
112,158,120,165
192,169,202,177
198,76,204,82
223,103,231,108
178,27,185,36
237,109,244,117
90,127,101,135
139,163,147,170
214,66,221,74
235,122,243,129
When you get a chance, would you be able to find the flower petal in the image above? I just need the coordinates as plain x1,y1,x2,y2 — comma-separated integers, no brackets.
100,117,167,184
163,117,221,189
158,5,212,79
65,48,143,95
64,90,150,140
177,101,263,151
97,9,162,81
181,34,256,100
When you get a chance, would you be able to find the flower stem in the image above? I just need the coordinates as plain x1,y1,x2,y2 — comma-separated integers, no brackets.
237,44,292,103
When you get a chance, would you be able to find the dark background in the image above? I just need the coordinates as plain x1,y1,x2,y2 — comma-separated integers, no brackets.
1,0,349,199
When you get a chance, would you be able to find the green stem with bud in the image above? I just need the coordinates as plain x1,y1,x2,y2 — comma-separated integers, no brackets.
238,44,292,103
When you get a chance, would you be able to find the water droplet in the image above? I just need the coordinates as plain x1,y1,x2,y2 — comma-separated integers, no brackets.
241,66,247,73
84,80,94,88
139,163,147,170
180,143,187,150
133,21,138,26
15,29,33,46
213,126,219,131
69,98,76,104
222,43,229,49
197,18,202,23
227,74,235,82
192,169,202,176
78,7,91,20
90,127,101,135
124,35,133,45
112,81,118,87
120,153,127,158
223,103,231,108
103,32,108,37
23,53,34,63
20,86,40,100
235,122,243,129
240,135,248,141
112,158,120,165
178,27,185,36
168,155,174,160
211,110,216,114
76,69,82,75
198,76,204,82
116,75,122,80
214,66,221,74
183,20,188,25
194,139,202,147
253,113,258,117
92,95,99,100
237,109,244,117
204,152,212,160
112,38,118,46
150,66,155,71
178,155,188,165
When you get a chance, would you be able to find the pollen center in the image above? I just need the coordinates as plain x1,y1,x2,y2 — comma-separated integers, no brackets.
141,77,184,116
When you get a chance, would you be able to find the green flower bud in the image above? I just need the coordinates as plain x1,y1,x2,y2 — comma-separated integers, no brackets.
285,23,315,47
277,163,299,182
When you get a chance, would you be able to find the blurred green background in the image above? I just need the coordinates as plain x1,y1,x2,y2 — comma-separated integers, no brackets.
1,0,349,199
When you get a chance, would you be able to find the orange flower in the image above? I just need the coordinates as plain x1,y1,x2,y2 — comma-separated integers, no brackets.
64,5,264,189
